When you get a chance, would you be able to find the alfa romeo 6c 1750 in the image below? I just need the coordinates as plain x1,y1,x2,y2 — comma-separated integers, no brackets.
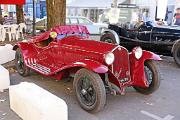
13,25,161,113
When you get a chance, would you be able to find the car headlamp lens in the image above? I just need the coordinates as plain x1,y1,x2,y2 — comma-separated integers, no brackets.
105,52,115,65
50,31,57,39
134,47,143,59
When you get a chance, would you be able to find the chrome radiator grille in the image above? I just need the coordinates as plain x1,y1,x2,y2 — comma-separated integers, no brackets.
111,47,131,83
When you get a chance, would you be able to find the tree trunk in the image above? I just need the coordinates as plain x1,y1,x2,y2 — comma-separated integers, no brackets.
16,5,24,24
0,5,3,24
46,0,66,30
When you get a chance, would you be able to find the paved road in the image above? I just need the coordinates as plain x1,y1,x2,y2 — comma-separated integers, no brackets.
0,56,180,120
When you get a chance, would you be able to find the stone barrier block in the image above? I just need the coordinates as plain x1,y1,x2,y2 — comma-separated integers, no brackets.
0,65,10,92
0,44,15,64
9,82,68,120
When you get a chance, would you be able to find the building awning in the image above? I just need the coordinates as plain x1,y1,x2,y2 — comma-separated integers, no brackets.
0,0,25,5
67,0,126,9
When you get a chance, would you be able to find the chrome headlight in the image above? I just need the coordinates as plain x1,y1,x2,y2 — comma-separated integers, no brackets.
134,47,143,59
105,52,115,65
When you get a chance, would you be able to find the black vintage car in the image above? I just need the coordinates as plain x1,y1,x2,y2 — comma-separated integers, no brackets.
100,21,180,67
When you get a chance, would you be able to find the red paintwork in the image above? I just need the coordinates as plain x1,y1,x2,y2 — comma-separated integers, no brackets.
13,25,161,94
0,0,25,5
129,51,162,88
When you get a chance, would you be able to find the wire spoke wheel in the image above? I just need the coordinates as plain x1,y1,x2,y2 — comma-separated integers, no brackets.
73,68,106,113
16,50,25,73
78,76,96,106
15,48,30,76
144,65,153,85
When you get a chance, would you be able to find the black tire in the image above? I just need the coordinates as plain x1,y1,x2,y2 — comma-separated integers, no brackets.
73,68,106,113
15,48,30,77
100,33,117,44
133,60,160,95
172,41,180,67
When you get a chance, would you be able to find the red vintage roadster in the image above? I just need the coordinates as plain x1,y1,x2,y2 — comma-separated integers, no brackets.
13,25,161,113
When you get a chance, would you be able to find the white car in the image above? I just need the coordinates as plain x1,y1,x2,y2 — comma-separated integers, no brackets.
35,16,108,34
66,16,108,34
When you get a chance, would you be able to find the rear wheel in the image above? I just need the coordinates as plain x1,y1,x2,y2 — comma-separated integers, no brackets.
172,40,180,67
15,48,30,77
100,33,117,44
133,60,160,95
73,68,106,113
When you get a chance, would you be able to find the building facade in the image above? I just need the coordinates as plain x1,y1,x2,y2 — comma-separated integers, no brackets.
23,0,46,18
1,0,179,24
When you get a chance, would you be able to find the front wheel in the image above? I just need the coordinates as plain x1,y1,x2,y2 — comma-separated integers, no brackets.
133,60,160,95
73,68,106,113
172,40,180,67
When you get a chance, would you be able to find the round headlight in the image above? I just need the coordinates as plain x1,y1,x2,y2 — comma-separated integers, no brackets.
50,31,57,39
134,47,143,59
105,52,115,65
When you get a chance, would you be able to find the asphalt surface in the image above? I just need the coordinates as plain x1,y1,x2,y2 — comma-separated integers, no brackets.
0,36,180,120
0,55,180,120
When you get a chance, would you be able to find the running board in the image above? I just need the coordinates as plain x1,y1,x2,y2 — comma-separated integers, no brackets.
25,58,51,75
29,63,51,75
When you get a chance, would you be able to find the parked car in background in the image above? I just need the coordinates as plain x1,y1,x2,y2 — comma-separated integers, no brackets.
13,25,161,113
35,16,108,34
100,21,180,67
99,4,180,67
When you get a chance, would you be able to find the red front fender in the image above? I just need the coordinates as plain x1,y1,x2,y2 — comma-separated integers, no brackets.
129,50,162,87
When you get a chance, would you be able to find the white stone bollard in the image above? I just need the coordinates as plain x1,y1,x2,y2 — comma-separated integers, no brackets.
0,65,10,92
9,82,68,120
0,44,15,64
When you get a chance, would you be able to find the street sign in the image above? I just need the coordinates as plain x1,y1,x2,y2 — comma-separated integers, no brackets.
0,0,25,5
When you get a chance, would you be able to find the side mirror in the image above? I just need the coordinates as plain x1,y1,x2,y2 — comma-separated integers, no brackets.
50,31,57,39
